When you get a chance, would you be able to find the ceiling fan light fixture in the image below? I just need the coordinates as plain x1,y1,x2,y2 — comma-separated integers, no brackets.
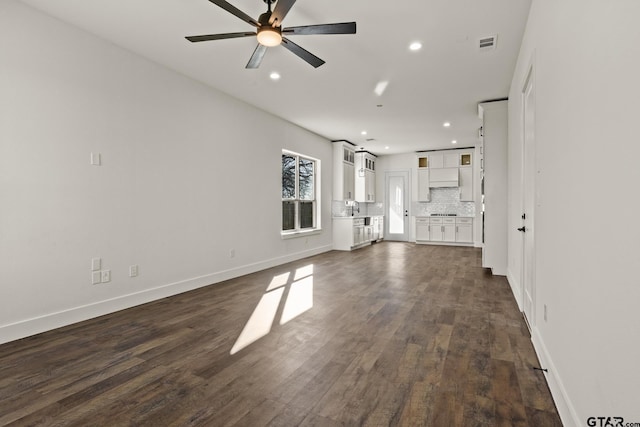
257,27,282,47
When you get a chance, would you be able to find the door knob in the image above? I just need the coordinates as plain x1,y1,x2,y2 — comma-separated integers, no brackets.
517,227,526,232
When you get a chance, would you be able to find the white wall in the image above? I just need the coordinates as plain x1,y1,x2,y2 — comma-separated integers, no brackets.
0,1,333,344
508,0,640,424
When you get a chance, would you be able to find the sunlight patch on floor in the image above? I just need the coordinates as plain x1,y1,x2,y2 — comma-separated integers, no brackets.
230,287,285,355
230,265,315,354
267,272,290,291
280,275,314,325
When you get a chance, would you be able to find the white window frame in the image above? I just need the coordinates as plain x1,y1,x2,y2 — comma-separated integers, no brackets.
281,150,321,238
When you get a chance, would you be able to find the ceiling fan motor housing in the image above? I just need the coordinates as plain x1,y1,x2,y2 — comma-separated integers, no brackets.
257,12,282,46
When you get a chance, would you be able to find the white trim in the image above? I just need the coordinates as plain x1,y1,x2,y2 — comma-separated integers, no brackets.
0,244,333,345
506,268,524,311
280,228,323,239
530,327,581,427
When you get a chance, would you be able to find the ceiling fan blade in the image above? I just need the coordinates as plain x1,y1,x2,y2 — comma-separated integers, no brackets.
246,44,268,69
283,22,357,36
281,37,325,68
186,32,256,42
207,0,259,27
269,0,296,27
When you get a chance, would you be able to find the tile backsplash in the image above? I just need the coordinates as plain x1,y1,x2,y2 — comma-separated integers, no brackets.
332,189,474,217
332,201,384,217
412,188,476,217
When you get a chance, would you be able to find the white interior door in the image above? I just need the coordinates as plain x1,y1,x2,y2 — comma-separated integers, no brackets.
522,66,536,326
386,171,409,241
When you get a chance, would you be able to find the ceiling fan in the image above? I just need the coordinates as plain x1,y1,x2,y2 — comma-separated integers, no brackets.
186,0,356,69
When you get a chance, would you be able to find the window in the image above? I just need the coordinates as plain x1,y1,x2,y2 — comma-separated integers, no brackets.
282,151,318,233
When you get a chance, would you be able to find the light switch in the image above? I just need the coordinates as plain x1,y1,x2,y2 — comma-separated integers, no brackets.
92,271,101,285
91,258,101,271
90,152,101,166
129,265,139,277
101,270,111,283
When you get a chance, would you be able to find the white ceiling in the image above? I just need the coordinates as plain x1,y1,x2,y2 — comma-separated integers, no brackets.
21,0,531,155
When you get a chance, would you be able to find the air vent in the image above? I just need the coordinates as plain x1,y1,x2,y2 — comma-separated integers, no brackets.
478,35,497,51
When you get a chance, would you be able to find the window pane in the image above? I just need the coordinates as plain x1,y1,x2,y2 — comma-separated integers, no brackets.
299,201,314,229
282,154,296,199
282,201,296,230
298,158,314,200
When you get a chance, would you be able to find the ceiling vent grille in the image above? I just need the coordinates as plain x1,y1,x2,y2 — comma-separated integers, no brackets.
478,35,497,51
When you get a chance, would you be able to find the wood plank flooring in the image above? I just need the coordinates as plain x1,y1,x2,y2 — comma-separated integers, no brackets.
0,243,562,426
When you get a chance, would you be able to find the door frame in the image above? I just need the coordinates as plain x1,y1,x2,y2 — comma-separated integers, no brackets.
521,62,536,327
384,170,410,241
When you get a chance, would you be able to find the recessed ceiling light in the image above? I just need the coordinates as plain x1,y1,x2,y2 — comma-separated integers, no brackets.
269,72,280,80
409,42,422,51
452,140,457,144
361,131,367,135
385,146,390,150
443,122,451,127
374,81,389,96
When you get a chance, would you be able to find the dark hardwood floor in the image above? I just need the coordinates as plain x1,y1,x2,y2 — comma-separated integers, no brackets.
0,243,562,426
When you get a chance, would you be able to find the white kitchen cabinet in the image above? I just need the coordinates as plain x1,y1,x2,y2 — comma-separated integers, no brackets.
416,216,473,246
371,216,384,242
429,153,444,168
456,224,473,243
365,170,375,201
459,166,473,201
334,217,367,250
416,218,430,241
333,141,355,200
417,169,430,202
429,218,443,241
443,218,456,242
355,151,377,202
333,216,384,250
455,217,473,243
377,216,385,241
444,153,459,168
343,162,355,200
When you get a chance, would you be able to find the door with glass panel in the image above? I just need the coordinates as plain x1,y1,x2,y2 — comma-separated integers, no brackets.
385,171,409,241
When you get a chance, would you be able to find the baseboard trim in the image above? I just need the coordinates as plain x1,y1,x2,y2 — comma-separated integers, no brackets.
530,327,581,427
0,245,333,345
506,268,523,311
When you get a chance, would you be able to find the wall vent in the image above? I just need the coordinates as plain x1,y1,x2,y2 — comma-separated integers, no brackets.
478,35,497,51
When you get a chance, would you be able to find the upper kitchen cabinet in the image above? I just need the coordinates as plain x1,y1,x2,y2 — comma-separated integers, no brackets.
458,150,474,201
355,151,376,202
333,141,356,201
459,167,473,201
429,152,459,168
417,155,430,202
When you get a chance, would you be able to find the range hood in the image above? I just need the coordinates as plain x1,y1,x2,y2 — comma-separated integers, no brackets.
429,167,459,188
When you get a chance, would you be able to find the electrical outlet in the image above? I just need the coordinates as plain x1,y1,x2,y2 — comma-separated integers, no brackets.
230,249,235,258
101,270,111,283
90,152,101,166
92,271,101,285
91,257,101,271
544,304,548,322
129,265,139,277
